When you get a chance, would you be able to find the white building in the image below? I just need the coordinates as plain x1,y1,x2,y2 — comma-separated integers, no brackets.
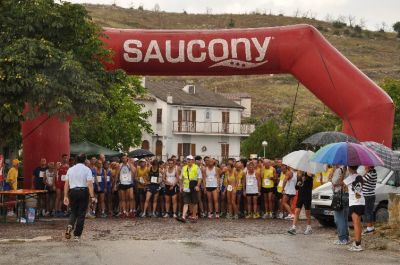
218,93,252,118
136,80,255,161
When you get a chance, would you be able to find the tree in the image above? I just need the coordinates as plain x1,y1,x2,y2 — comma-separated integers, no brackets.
0,0,150,149
393,21,400,38
70,76,152,152
241,120,285,159
380,78,400,148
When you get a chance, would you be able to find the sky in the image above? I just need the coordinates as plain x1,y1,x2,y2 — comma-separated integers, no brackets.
67,0,399,31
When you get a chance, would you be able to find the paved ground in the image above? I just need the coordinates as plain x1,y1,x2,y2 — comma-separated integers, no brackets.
0,217,399,265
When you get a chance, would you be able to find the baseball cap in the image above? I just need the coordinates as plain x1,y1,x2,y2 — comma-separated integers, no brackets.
139,158,146,162
186,155,194,160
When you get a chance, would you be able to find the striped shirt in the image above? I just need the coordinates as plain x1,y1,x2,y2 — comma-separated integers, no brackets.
362,168,377,196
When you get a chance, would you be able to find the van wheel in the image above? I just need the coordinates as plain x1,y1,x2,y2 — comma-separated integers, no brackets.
317,218,335,227
375,204,388,223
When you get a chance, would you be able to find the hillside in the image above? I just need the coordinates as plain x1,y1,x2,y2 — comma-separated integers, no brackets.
85,4,400,122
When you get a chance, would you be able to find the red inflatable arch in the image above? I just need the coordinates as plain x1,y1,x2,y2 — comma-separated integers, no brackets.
22,25,394,186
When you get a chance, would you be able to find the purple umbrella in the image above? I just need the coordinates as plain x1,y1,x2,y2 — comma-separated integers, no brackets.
311,142,384,166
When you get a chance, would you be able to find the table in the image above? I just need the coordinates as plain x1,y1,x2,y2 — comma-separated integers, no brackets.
0,189,47,222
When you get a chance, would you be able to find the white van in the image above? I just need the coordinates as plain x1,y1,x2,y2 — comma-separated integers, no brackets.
311,167,400,226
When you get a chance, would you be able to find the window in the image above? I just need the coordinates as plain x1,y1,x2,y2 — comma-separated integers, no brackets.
188,85,195,94
206,111,210,119
156,108,162,123
221,143,229,158
178,143,196,159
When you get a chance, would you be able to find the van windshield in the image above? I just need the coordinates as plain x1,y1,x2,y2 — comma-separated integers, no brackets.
374,166,391,184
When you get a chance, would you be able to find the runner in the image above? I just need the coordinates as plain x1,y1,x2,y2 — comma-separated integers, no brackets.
276,164,287,219
44,162,56,216
135,158,148,215
195,156,206,218
93,160,107,218
219,162,227,218
288,171,313,235
117,154,136,218
225,163,237,219
103,161,113,217
203,158,221,219
282,167,298,220
243,161,261,219
32,158,48,216
343,165,365,252
141,159,161,218
261,159,276,219
177,155,202,223
56,154,69,217
235,161,245,218
163,158,179,218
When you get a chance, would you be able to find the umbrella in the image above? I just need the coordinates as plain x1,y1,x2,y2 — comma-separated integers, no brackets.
302,131,359,146
282,150,325,174
361,141,400,170
128,149,154,158
311,142,384,166
70,140,121,156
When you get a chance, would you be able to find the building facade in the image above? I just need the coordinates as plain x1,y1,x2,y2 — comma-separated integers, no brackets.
136,80,255,162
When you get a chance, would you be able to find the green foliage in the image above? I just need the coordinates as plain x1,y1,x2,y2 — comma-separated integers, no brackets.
381,78,400,148
0,0,150,149
393,22,400,38
227,18,235,28
70,76,152,152
332,21,346,28
241,120,284,159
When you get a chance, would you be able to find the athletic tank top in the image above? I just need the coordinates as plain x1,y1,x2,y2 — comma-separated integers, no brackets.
149,168,160,185
119,164,132,185
205,167,218,187
236,169,244,190
277,172,286,193
136,166,148,188
245,172,258,194
262,167,275,188
284,171,297,195
166,167,177,186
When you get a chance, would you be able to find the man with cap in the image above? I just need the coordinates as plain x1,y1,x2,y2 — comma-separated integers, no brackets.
177,155,202,223
64,153,96,241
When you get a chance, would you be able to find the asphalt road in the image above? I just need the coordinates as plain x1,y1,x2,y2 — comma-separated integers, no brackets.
0,218,399,265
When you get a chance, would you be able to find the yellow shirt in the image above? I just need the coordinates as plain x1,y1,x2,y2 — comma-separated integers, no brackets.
315,168,334,188
236,169,244,190
277,172,286,193
136,166,149,189
7,167,18,190
262,167,275,188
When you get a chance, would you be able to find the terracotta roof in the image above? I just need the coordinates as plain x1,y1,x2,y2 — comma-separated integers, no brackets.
218,92,251,100
144,80,244,109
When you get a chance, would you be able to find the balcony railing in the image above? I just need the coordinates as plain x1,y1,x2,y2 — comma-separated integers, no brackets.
172,121,255,135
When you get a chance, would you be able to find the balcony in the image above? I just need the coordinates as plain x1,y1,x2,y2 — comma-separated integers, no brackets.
172,121,255,136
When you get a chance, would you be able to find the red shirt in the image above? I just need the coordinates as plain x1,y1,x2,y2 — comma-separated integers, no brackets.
56,164,69,188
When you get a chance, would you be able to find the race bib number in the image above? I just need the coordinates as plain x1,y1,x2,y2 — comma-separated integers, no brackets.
227,185,233,192
106,175,110,182
151,176,158,184
263,178,272,186
47,177,53,186
246,178,254,186
96,175,102,183
121,173,130,182
278,179,284,187
61,175,67,181
139,177,145,184
39,171,45,178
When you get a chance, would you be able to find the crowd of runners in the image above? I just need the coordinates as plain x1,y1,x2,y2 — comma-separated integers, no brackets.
23,154,325,225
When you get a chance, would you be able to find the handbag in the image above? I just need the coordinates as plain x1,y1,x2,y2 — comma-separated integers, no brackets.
331,191,343,211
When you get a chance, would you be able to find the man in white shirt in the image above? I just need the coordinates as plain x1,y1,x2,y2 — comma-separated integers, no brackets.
63,153,96,241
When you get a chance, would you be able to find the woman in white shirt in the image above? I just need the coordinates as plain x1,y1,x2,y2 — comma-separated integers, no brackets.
203,158,221,219
282,167,298,220
343,165,365,252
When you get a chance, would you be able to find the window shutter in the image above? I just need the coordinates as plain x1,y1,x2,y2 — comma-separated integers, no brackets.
191,144,196,156
156,108,162,123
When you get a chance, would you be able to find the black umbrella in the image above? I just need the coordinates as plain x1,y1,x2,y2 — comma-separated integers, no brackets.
128,149,154,158
302,131,359,146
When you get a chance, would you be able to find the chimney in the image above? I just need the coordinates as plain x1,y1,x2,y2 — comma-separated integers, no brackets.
167,93,173,104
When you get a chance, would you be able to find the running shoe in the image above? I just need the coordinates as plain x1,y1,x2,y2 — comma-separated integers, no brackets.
173,213,178,218
163,213,170,218
348,242,363,252
101,213,108,218
287,227,296,235
73,236,80,242
253,212,261,219
140,212,146,218
215,213,220,219
128,211,135,218
262,213,269,219
208,213,213,219
284,214,294,220
233,214,239,220
201,212,207,218
362,228,375,235
334,240,350,245
278,212,284,219
245,214,252,219
304,227,313,235
176,216,187,223
65,225,73,240
152,212,158,218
